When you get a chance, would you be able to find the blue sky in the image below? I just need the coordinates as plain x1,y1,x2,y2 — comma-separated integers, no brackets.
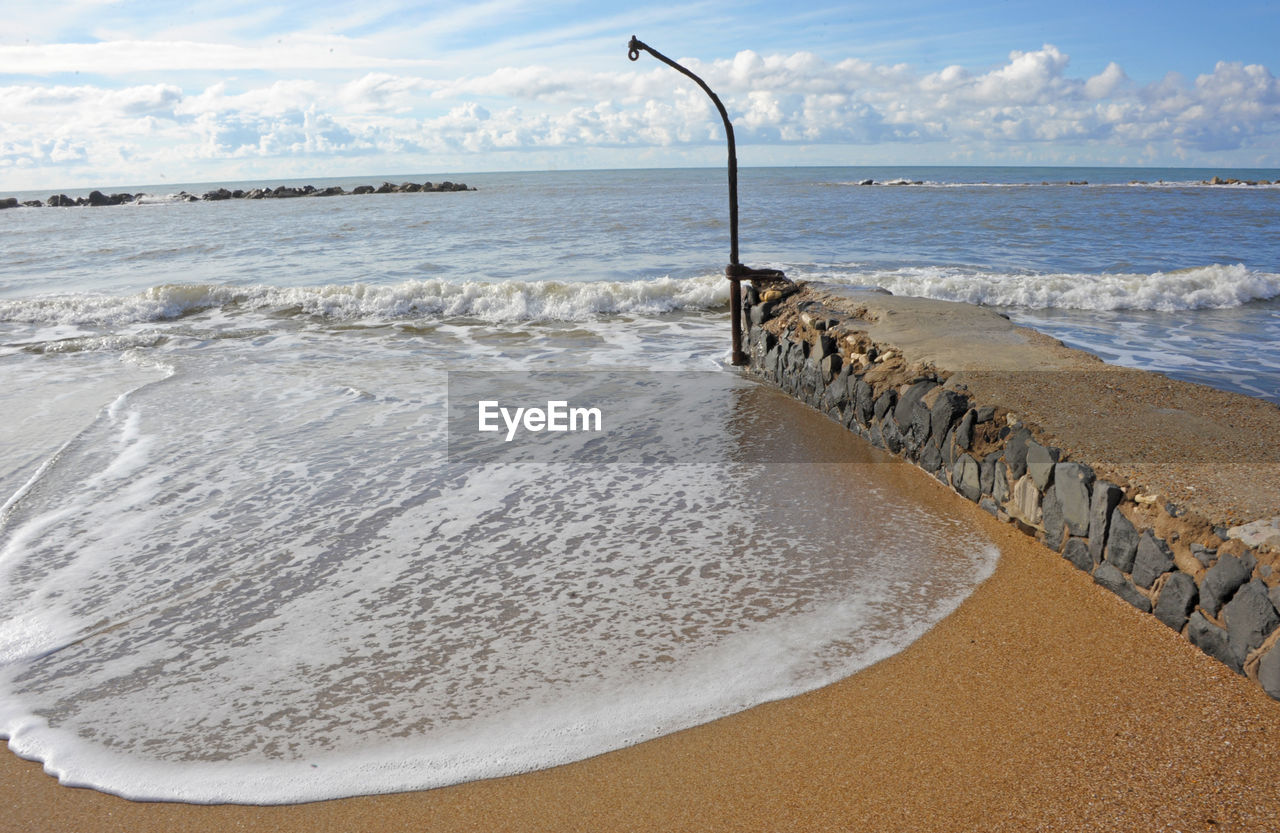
1,0,1277,189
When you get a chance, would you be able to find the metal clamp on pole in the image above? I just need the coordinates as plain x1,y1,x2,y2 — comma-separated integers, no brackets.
627,36,791,367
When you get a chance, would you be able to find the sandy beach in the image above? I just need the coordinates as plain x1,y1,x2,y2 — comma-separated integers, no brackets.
4,451,1278,833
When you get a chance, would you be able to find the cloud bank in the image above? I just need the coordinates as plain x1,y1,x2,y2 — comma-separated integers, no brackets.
2,43,1277,188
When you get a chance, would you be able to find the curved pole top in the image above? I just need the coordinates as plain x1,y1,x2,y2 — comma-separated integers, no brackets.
628,36,740,267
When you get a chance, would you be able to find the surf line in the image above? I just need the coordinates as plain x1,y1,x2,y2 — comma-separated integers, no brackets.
477,400,603,442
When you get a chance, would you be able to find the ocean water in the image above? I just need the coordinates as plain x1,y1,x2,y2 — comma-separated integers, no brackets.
1,166,1277,803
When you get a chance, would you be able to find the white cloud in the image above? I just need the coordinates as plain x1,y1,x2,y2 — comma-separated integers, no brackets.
1,43,1277,189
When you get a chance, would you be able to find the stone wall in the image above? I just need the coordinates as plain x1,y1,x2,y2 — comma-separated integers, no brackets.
744,282,1280,703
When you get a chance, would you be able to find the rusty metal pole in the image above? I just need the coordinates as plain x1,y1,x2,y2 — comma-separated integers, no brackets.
628,36,786,367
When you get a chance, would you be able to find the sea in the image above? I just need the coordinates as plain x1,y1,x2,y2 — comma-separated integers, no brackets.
1,166,1277,803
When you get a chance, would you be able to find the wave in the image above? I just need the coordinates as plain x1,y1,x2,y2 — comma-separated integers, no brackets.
804,263,1280,311
0,275,731,327
3,264,1276,331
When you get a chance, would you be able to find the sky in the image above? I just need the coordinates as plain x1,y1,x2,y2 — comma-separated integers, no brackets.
1,0,1278,189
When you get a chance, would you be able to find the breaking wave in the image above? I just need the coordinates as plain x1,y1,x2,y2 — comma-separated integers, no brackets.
0,274,731,327
806,263,1280,311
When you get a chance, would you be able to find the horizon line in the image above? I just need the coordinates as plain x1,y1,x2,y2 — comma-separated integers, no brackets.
5,162,1280,197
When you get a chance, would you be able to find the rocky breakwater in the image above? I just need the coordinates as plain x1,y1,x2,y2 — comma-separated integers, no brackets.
743,282,1280,703
0,180,474,209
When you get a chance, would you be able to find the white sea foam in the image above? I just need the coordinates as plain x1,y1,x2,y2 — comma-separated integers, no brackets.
800,263,1280,311
0,275,731,328
0,347,998,804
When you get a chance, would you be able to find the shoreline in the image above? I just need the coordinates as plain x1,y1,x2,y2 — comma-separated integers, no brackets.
4,456,1278,832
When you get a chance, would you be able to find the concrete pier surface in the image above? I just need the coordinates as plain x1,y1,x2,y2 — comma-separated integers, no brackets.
749,282,1280,703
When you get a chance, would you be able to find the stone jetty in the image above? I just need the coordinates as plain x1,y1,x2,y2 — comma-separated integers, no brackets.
745,281,1280,703
0,180,475,209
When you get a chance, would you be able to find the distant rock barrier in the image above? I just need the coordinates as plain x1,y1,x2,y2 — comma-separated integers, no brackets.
745,282,1280,704
0,180,475,209
1204,176,1276,186
849,176,1275,186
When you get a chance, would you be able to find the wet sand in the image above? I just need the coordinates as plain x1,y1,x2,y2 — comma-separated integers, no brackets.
5,460,1278,833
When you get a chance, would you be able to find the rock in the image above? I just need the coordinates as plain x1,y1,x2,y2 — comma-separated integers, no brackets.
1223,580,1280,670
1188,612,1238,671
399,182,422,192
858,179,873,186
1132,531,1175,589
1226,517,1280,550
873,389,896,423
1154,572,1198,631
1042,486,1065,551
22,200,42,207
375,181,397,193
352,185,376,195
1094,563,1152,613
919,442,943,475
1053,462,1094,536
1190,543,1216,567
1009,474,1042,525
1062,537,1092,572
750,302,776,326
854,380,875,427
202,188,233,201
87,190,113,206
0,197,17,209
929,391,968,448
992,459,1010,505
47,194,75,207
979,451,1000,496
1259,643,1280,700
955,409,976,451
1201,551,1257,616
1104,509,1140,573
1025,441,1059,490
896,378,936,429
953,454,981,502
880,417,904,454
311,186,346,197
830,366,853,408
1004,427,1033,479
894,380,937,449
1087,481,1122,565
975,405,996,423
